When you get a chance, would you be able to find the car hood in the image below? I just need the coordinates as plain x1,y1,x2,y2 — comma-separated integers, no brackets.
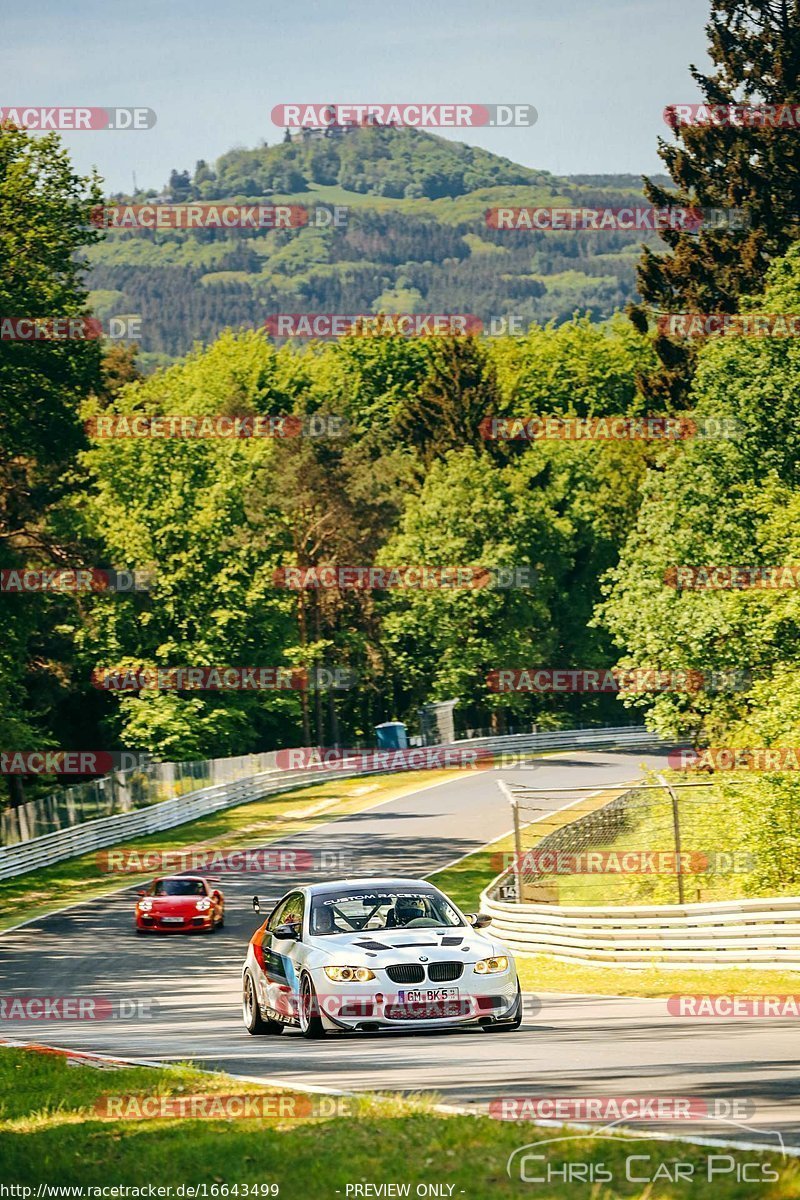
306,927,507,963
141,896,206,913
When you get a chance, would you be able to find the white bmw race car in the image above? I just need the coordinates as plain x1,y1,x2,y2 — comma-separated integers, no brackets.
242,877,521,1037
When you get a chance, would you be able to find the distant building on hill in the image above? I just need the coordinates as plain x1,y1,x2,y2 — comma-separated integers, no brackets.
288,112,396,143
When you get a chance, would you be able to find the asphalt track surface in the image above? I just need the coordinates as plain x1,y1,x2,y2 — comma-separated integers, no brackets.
2,749,799,1153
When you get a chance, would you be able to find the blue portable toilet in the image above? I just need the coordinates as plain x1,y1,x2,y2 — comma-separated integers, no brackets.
375,721,408,750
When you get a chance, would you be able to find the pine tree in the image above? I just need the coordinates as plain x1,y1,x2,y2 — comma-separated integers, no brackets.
632,0,800,404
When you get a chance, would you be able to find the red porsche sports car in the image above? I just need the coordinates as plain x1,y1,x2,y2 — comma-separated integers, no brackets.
134,875,225,933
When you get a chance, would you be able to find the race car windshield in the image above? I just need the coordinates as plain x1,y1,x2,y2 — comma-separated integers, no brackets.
310,890,464,935
153,879,207,896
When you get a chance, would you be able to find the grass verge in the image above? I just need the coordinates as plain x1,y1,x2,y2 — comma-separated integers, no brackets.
1,1047,795,1198
0,768,462,933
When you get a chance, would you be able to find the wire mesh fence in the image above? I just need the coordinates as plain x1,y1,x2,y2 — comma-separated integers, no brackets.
0,751,281,846
497,778,755,906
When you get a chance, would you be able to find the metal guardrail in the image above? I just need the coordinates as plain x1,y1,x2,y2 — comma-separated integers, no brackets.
0,725,658,882
449,726,661,755
0,751,284,846
480,886,800,967
0,764,382,882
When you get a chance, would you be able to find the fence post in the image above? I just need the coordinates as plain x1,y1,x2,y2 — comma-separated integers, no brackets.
657,772,685,905
512,797,524,904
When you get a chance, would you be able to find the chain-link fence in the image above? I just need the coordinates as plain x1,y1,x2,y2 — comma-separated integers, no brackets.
0,751,282,846
497,778,748,906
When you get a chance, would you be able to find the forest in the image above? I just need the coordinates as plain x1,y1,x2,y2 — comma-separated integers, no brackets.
2,0,800,809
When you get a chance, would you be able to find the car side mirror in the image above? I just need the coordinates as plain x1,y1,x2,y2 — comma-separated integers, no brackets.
252,896,261,913
274,922,300,941
137,890,147,897
467,912,492,929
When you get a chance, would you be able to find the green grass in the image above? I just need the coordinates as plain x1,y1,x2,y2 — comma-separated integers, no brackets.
0,768,462,932
1,1048,795,1198
514,955,800,997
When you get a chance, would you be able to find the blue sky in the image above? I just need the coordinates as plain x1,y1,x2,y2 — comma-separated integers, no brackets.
2,0,711,192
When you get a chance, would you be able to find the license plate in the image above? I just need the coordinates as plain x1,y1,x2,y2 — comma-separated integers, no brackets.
399,988,459,1004
161,916,184,924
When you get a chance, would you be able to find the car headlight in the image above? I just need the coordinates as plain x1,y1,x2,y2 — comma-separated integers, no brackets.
475,955,509,974
138,900,152,912
323,966,376,983
196,899,212,911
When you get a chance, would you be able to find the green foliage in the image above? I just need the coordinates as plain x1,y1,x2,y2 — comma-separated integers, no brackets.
89,130,664,363
601,244,800,744
634,0,800,404
0,125,106,798
206,126,545,203
76,332,302,757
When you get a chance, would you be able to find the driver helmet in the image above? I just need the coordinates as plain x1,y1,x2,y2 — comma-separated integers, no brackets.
314,905,336,934
395,896,426,924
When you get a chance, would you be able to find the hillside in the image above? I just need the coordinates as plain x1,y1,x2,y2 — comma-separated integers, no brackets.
86,127,667,366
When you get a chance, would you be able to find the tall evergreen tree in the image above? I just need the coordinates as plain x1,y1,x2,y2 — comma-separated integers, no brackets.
631,0,800,404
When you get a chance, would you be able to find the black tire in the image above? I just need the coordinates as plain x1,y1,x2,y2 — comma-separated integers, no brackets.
481,984,522,1032
299,973,326,1039
243,971,283,1035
